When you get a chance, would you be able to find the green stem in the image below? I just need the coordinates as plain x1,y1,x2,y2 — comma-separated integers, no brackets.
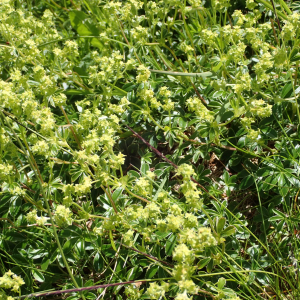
60,106,82,150
150,69,212,78
101,185,119,214
71,202,108,220
124,186,150,203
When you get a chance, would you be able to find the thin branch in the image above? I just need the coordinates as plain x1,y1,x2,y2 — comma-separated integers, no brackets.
149,69,212,78
270,0,282,32
117,242,174,267
101,185,119,214
123,124,177,168
60,106,82,150
123,124,210,193
270,18,280,45
0,218,16,227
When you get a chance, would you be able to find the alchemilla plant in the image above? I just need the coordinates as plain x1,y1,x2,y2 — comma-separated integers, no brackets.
1,0,300,299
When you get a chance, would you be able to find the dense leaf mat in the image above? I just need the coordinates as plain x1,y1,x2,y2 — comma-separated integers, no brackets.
0,0,300,299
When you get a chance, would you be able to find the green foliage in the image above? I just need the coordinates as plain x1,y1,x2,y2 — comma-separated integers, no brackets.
1,0,300,299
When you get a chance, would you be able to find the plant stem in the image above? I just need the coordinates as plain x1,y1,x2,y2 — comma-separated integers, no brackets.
101,185,119,214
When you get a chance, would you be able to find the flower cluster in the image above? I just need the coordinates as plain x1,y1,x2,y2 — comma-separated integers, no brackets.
134,171,155,197
186,97,214,123
247,128,260,142
282,13,300,41
124,284,143,300
254,52,274,83
214,0,231,11
178,227,217,251
180,42,194,54
140,89,161,110
105,0,143,21
26,209,49,226
250,99,272,118
176,164,203,210
200,29,219,49
234,72,252,94
176,164,195,179
0,270,25,293
131,26,149,45
54,205,73,228
241,117,255,130
0,163,13,181
146,282,169,299
136,65,151,83
74,176,92,195
89,51,126,86
170,227,217,298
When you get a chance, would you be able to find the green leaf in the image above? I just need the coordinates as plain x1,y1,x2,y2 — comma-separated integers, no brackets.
223,171,230,184
262,174,279,191
128,170,140,179
212,62,222,73
64,89,90,95
59,226,81,238
141,163,150,175
109,230,117,251
281,83,293,98
69,11,98,35
277,173,288,187
75,240,85,257
178,117,187,129
216,217,226,234
290,49,300,62
165,234,176,256
71,170,84,182
5,231,25,242
112,187,123,201
206,258,214,273
239,175,254,190
221,226,236,237
93,252,104,272
279,186,289,196
139,259,150,267
145,265,159,278
69,11,102,49
218,277,226,289
257,167,273,177
66,296,80,300
62,238,77,253
261,127,277,139
41,258,50,271
112,88,127,96
32,270,45,282
126,266,143,281
269,215,284,221
198,257,211,269
208,127,216,141
9,198,22,217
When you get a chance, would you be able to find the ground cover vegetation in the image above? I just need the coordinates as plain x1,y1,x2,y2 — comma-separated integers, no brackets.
0,0,300,299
